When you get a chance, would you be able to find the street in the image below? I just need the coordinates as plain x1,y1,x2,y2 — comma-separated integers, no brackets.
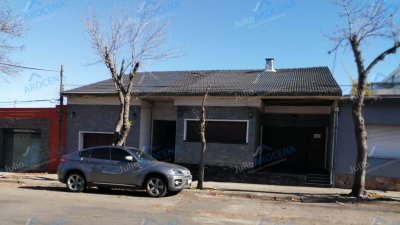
0,182,399,225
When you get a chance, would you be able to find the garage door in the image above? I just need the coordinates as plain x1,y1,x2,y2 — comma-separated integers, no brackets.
82,132,114,149
367,125,400,158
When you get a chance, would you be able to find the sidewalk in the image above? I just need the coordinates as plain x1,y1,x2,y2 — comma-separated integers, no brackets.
1,172,399,203
188,181,400,203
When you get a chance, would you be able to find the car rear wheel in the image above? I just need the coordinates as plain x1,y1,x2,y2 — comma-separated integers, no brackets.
145,176,167,197
66,173,86,192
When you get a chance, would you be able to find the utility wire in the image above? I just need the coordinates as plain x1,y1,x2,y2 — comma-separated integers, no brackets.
0,62,58,72
0,99,58,104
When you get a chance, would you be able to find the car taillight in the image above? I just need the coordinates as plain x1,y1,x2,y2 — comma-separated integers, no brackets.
60,155,67,164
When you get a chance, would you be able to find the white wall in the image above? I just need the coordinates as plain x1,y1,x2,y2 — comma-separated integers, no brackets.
139,102,152,150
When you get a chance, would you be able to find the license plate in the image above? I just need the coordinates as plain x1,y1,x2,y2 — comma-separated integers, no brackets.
188,179,192,184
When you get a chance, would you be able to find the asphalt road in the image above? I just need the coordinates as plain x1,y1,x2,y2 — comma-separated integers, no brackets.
0,182,399,225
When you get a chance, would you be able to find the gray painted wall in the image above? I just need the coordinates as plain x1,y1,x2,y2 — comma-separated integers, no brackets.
66,104,141,152
175,106,260,167
335,99,400,178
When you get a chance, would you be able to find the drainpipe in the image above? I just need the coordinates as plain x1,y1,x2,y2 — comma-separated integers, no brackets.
330,101,339,187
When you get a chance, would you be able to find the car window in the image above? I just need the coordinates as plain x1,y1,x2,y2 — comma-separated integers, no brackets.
126,148,155,161
79,150,90,158
111,148,132,162
90,147,110,160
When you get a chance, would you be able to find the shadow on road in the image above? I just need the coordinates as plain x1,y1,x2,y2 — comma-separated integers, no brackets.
17,185,177,198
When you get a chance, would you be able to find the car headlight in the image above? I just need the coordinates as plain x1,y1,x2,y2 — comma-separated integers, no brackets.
168,169,183,175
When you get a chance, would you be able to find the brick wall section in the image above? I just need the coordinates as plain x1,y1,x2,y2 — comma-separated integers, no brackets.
0,118,50,171
175,106,260,167
66,104,140,152
335,175,400,191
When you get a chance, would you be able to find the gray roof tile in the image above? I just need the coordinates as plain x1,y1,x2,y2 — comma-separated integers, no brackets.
63,67,342,97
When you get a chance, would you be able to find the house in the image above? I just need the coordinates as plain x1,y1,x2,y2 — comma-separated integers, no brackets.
62,59,343,186
0,107,67,173
334,66,400,191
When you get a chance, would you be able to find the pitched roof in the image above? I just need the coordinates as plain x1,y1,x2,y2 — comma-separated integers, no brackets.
63,66,342,97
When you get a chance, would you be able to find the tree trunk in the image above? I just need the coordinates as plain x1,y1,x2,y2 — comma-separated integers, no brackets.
113,91,125,146
349,36,368,197
109,60,139,147
351,100,368,197
197,85,211,189
115,95,131,146
197,113,206,189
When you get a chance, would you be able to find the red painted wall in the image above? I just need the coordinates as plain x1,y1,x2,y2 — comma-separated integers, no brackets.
0,106,67,173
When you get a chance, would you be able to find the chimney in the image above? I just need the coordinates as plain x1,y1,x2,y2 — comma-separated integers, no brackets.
265,58,276,72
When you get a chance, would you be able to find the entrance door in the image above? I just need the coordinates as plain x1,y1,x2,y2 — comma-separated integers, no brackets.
152,120,176,162
261,126,327,172
262,126,308,171
307,127,327,171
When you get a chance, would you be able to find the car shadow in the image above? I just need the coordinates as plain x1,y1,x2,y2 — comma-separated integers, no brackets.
17,185,170,198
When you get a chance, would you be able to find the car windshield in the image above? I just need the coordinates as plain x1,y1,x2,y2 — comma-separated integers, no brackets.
126,147,156,161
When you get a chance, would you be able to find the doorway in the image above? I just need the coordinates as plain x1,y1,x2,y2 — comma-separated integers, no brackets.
0,129,42,171
261,126,327,173
152,120,176,162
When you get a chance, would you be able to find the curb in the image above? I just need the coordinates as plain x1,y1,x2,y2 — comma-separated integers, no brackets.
185,189,399,204
186,189,301,202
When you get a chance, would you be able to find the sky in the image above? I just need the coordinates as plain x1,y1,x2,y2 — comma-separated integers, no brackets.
1,0,399,107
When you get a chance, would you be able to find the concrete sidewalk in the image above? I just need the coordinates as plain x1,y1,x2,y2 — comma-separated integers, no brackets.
1,172,399,202
189,181,400,203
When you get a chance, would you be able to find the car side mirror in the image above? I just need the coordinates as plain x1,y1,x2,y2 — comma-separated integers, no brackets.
125,156,134,161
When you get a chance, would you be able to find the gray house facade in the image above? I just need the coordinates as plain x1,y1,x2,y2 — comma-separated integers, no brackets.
334,66,400,191
63,62,343,186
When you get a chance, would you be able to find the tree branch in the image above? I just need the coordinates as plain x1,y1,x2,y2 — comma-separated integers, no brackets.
365,41,400,75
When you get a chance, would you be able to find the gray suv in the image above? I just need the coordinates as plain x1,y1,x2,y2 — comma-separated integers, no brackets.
57,146,192,197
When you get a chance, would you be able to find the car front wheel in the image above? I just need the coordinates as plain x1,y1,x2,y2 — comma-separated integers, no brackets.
145,176,167,197
66,173,86,192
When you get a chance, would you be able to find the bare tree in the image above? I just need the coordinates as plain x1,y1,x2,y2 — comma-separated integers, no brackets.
197,84,211,189
0,3,24,75
84,1,176,146
328,0,400,197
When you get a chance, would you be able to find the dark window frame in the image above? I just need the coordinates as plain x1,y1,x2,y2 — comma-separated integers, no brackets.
110,148,134,162
184,119,248,144
79,149,91,158
90,147,111,160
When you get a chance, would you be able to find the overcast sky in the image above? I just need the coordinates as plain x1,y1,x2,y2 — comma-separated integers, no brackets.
1,0,399,107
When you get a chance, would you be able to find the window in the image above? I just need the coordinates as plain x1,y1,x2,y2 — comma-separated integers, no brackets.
90,148,110,160
367,125,400,158
111,148,132,162
185,120,248,144
79,150,90,158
